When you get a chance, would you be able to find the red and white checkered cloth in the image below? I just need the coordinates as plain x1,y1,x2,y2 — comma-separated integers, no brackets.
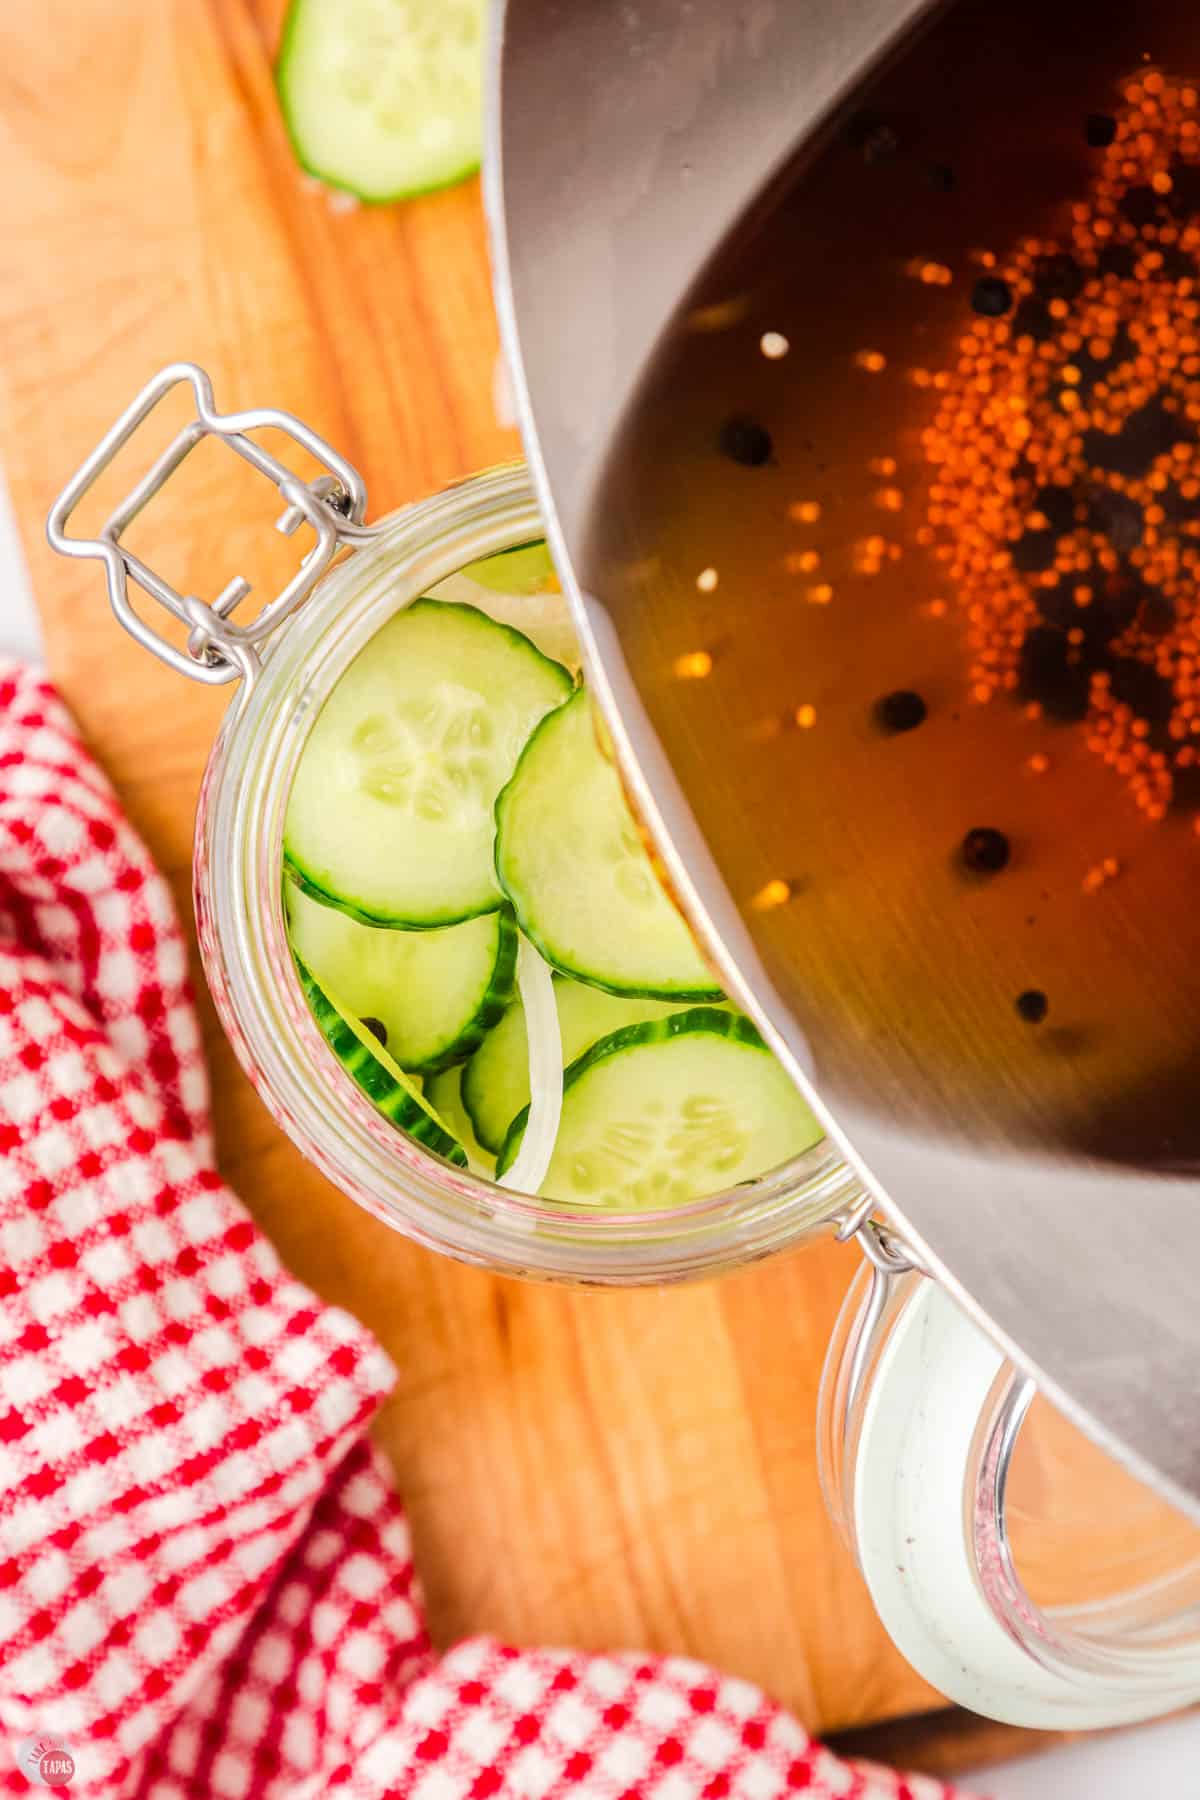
0,661,977,1799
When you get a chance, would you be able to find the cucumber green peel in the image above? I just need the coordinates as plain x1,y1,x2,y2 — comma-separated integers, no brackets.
284,599,572,928
462,979,698,1154
296,958,467,1166
285,883,517,1073
426,1066,496,1175
497,1009,822,1207
494,688,724,1000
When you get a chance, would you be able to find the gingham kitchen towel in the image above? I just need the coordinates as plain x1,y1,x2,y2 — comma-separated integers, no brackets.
0,660,975,1798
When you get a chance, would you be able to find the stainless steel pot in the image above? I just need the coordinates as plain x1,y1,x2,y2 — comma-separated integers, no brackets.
489,0,1200,1725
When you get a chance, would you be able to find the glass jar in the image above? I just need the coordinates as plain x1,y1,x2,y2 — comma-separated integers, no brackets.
819,1247,1200,1728
49,364,861,1286
195,461,862,1282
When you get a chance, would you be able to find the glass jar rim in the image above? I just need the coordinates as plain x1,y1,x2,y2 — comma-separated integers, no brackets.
193,462,861,1282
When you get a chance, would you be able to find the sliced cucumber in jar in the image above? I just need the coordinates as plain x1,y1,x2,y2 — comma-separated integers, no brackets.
425,1065,496,1176
497,1009,821,1207
276,0,485,203
462,978,701,1154
494,687,723,1001
463,540,556,596
285,599,572,928
285,883,517,1073
431,542,579,673
296,960,467,1166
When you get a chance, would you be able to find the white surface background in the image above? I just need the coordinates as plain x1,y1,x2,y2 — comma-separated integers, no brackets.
966,1710,1200,1797
0,464,42,664
7,464,1200,1795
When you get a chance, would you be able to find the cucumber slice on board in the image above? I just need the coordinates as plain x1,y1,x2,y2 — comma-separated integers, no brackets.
497,1009,821,1207
425,1066,496,1175
285,883,517,1073
463,979,702,1154
276,0,485,203
285,599,572,928
296,960,467,1166
494,688,723,1000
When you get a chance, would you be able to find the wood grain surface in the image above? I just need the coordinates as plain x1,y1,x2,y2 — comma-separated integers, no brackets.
0,0,1016,1747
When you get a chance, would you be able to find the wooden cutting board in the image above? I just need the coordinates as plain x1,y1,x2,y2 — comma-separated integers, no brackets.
0,0,950,1738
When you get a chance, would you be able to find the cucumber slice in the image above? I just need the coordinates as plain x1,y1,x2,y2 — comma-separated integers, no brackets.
276,0,485,203
285,599,572,927
425,1066,496,1175
497,1009,821,1207
463,979,697,1153
430,569,580,672
463,540,556,596
494,688,722,1000
296,960,467,1165
285,883,517,1073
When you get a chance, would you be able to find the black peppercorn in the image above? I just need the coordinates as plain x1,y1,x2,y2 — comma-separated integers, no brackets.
718,416,773,467
874,689,928,733
960,827,1011,874
1015,989,1049,1023
971,276,1013,318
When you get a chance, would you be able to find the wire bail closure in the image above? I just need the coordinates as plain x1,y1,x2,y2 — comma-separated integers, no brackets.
46,362,378,686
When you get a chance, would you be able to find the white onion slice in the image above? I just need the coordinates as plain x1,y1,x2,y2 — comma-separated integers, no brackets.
497,935,563,1195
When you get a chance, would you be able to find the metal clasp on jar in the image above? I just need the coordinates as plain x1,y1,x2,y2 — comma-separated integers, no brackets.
830,1191,929,1444
46,362,382,686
